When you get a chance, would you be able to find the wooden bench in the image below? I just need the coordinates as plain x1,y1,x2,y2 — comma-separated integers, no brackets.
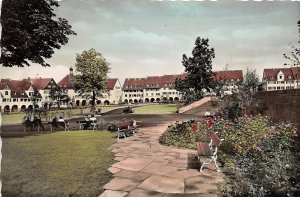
115,121,140,139
48,118,69,131
196,131,224,172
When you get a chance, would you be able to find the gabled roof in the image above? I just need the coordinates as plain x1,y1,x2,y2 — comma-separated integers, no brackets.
263,67,300,81
0,78,42,98
58,75,74,89
107,78,118,90
214,70,243,82
31,78,54,90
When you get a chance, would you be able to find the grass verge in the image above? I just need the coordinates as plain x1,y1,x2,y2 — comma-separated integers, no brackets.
133,104,177,114
1,131,115,197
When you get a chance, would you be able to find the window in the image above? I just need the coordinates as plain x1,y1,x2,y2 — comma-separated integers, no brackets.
20,99,23,102
5,91,8,95
125,94,127,97
13,99,17,102
3,98,6,102
146,93,148,96
277,87,280,90
281,81,284,84
279,76,282,79
156,93,160,96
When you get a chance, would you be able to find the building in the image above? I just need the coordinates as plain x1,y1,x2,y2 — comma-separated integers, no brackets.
0,79,42,112
122,74,187,103
58,68,123,106
30,77,60,108
262,67,300,91
214,70,243,95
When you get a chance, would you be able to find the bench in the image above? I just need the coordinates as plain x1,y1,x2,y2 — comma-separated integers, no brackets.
115,121,140,139
48,118,69,131
196,131,224,172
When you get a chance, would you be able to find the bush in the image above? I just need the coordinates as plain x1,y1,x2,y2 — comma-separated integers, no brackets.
220,121,299,197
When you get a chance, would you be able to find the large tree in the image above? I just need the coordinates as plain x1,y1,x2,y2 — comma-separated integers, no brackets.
73,49,110,112
0,0,76,67
175,37,216,103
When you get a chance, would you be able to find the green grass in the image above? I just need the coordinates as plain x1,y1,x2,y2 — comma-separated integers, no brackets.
1,131,115,197
133,104,178,114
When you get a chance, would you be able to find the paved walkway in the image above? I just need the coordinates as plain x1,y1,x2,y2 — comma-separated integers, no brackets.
100,122,224,197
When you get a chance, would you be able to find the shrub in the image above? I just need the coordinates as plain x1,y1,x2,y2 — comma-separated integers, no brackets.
220,122,299,197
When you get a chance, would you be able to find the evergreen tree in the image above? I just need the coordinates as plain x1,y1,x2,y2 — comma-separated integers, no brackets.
175,37,216,103
72,49,110,112
0,0,76,67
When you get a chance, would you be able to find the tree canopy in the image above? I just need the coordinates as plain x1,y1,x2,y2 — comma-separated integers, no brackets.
0,0,76,67
72,48,110,112
175,37,216,104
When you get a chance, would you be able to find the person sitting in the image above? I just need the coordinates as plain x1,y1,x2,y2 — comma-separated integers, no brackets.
90,114,96,122
58,116,65,122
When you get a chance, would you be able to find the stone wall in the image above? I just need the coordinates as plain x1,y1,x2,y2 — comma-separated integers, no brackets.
254,89,300,128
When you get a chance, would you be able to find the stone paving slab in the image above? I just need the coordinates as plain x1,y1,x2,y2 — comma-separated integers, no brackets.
103,177,142,192
101,123,224,196
138,175,184,193
114,170,151,181
126,188,164,197
112,158,154,171
99,190,127,197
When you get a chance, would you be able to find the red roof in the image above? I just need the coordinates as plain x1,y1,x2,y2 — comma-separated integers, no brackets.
0,78,42,98
58,75,74,89
31,78,54,90
123,73,187,90
263,67,300,81
107,78,118,90
214,70,243,82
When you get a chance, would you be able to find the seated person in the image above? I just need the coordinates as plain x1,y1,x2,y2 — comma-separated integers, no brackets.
58,116,65,122
90,114,96,122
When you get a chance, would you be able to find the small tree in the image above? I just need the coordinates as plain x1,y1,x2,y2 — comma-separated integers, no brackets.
49,87,70,109
0,0,76,67
175,37,216,104
73,49,110,112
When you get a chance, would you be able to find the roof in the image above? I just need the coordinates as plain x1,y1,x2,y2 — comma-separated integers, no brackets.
263,67,300,81
58,75,74,89
214,70,243,82
0,78,42,98
107,78,118,90
123,73,187,90
31,78,53,90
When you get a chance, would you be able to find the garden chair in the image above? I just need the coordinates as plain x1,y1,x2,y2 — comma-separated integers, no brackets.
196,131,224,172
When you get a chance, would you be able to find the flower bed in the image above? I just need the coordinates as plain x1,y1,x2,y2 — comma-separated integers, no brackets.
159,115,300,196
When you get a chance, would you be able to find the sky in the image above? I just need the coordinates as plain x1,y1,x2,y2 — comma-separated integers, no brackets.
1,0,300,84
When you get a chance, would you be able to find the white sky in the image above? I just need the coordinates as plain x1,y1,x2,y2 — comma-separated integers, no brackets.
1,0,300,84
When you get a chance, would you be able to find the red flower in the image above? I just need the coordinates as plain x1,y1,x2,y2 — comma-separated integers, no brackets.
192,122,198,132
226,123,231,129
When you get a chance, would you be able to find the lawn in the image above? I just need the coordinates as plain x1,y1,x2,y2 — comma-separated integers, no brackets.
133,104,177,114
1,106,118,125
1,131,115,197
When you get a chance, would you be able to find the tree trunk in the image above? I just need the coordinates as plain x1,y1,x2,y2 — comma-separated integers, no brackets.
91,90,96,112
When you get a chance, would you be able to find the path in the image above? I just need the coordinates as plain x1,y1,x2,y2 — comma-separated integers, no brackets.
101,122,223,197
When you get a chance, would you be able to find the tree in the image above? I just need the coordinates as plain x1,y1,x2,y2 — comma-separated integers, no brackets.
241,69,260,94
283,20,300,67
175,37,216,104
49,87,70,109
0,0,76,67
72,49,110,112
